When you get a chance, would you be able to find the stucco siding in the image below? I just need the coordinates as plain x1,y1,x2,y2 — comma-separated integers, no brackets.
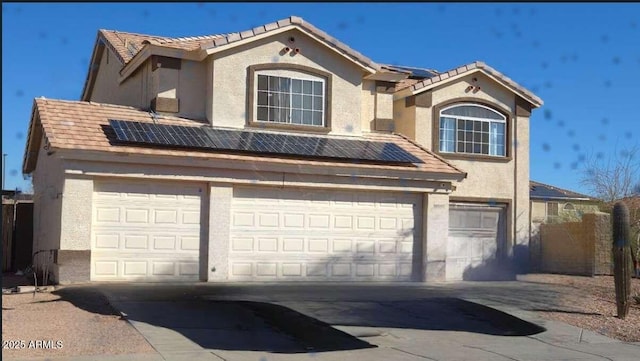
513,114,530,268
393,99,415,139
177,60,207,120
210,28,364,135
531,200,547,222
31,135,64,255
91,48,147,108
361,79,376,132
531,199,601,223
60,177,93,250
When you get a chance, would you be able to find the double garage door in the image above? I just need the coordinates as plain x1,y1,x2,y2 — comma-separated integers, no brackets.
91,181,421,282
228,187,421,281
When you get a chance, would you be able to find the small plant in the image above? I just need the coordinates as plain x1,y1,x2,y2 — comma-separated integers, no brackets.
612,202,632,319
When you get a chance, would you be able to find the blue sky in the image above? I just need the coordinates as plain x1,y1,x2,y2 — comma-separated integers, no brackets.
2,2,639,195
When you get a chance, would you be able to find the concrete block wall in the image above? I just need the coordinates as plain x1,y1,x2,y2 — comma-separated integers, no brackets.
539,212,611,276
590,213,612,275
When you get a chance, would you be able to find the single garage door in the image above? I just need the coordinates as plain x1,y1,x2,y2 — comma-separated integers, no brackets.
446,203,505,281
91,180,202,281
229,187,422,281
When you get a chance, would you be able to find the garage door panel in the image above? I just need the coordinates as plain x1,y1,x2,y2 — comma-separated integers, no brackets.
447,204,504,281
230,236,414,257
228,260,415,280
91,181,201,282
230,187,420,282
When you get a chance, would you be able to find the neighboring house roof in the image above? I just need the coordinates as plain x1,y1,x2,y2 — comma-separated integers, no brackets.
530,180,596,201
397,61,543,108
23,98,466,180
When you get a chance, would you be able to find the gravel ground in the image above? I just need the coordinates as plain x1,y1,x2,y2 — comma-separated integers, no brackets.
519,274,640,342
2,286,156,359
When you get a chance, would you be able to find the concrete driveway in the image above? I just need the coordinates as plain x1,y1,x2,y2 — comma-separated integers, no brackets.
88,281,640,361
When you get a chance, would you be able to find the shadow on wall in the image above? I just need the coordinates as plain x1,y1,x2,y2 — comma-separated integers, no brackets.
462,245,530,281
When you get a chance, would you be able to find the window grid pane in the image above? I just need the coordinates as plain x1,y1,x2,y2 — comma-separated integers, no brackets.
256,74,324,126
444,116,505,156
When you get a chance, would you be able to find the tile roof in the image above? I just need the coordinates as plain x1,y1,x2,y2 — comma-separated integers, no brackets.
530,180,596,201
99,29,226,64
197,16,380,72
98,16,380,73
95,19,539,107
25,98,465,179
408,61,543,107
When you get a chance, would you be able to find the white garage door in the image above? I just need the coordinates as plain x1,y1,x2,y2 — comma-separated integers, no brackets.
91,180,202,281
229,187,421,281
446,203,505,280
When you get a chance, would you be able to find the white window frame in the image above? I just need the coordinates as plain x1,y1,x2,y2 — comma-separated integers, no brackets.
254,70,326,127
439,103,507,157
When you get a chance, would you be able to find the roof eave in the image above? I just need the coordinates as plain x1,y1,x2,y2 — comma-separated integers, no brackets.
80,32,109,101
393,65,543,108
118,45,200,83
530,196,596,202
22,101,42,174
200,21,380,74
54,147,466,184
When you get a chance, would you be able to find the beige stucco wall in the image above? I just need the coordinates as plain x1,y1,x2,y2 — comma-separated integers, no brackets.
361,79,376,132
393,99,415,139
207,184,233,282
176,60,207,120
59,177,93,250
90,48,150,108
513,114,530,266
31,135,64,256
531,199,600,223
423,193,449,281
208,28,365,135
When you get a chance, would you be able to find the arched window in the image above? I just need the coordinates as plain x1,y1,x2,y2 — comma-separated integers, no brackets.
563,203,575,211
439,103,507,156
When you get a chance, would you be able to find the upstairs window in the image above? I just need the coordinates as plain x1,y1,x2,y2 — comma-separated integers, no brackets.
439,104,507,156
255,73,325,127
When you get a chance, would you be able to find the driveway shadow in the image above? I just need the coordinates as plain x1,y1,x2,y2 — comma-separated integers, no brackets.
46,284,548,354
110,298,375,353
274,297,545,337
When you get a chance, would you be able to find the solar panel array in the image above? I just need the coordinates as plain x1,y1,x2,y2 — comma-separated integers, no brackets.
108,119,423,164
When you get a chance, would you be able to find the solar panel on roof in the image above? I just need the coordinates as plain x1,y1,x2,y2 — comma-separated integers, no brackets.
108,119,423,164
389,65,437,79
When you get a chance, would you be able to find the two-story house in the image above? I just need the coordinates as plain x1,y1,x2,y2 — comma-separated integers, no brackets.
23,16,542,284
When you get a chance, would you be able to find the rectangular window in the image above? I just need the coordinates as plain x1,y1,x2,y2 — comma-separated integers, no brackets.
547,202,559,217
256,74,325,126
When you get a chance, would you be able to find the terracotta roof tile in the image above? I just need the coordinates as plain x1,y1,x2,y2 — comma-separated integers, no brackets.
98,29,226,64
409,61,543,107
99,16,380,74
27,99,464,178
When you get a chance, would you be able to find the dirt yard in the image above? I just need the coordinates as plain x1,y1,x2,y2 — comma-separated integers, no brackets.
519,274,640,342
2,285,155,359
